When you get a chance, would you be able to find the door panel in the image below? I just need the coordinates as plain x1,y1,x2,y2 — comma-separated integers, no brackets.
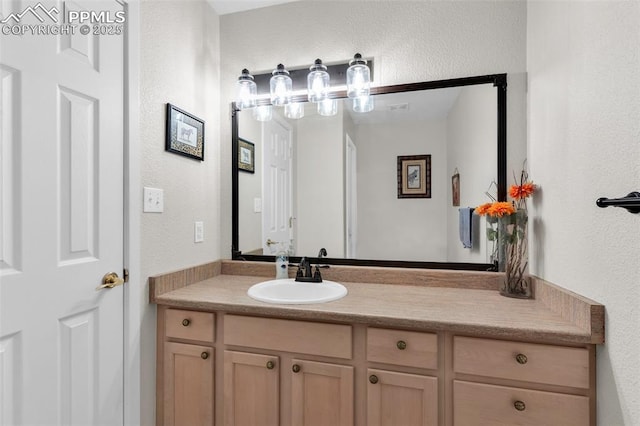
0,1,125,424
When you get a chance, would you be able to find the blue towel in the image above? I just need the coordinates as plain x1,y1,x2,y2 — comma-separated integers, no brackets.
459,207,474,248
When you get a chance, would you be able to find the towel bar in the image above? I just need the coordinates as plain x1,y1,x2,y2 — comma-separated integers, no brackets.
596,191,640,214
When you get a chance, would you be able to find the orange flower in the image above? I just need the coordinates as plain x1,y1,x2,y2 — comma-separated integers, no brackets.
509,182,535,200
475,202,493,216
487,202,516,217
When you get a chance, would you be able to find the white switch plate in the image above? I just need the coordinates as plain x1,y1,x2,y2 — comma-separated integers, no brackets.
253,198,262,213
143,187,164,213
194,221,204,243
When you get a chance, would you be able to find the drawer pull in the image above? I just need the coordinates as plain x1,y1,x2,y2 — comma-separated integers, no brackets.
266,361,275,370
514,400,526,411
292,364,301,373
515,353,528,364
200,352,209,360
396,340,407,350
182,319,191,327
369,375,379,384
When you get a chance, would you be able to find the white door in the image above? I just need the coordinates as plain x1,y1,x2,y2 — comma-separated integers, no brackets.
262,114,293,254
0,1,125,425
345,135,357,258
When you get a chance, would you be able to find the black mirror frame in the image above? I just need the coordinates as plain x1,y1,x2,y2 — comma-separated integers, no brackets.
231,74,507,271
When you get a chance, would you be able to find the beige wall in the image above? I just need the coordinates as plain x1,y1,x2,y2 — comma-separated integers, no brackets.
219,0,528,261
139,1,220,424
355,120,448,261
528,2,640,424
446,85,497,263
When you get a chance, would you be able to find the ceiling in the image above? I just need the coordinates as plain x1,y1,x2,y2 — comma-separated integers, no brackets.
208,0,299,15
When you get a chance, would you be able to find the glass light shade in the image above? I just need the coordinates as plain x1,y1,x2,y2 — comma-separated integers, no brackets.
252,105,272,122
236,69,257,110
318,98,338,116
307,59,330,103
347,53,371,99
270,64,292,106
353,95,374,113
285,102,305,119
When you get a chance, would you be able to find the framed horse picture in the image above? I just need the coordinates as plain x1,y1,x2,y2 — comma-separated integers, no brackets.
165,103,205,161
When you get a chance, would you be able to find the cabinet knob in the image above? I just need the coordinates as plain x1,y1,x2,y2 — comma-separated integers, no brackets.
514,400,526,411
266,360,275,370
396,340,407,350
292,364,301,373
182,319,191,327
200,352,209,360
515,353,528,364
369,375,379,384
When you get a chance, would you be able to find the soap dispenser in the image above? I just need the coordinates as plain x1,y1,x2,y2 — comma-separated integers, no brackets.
275,251,289,280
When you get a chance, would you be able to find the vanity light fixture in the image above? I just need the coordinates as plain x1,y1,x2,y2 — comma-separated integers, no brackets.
307,59,330,103
253,105,273,122
270,64,293,106
318,98,338,116
353,95,374,113
285,102,305,119
235,69,257,110
347,53,371,99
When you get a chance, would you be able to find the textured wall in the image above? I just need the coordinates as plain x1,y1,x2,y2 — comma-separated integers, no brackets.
218,1,528,260
139,2,220,424
527,2,640,424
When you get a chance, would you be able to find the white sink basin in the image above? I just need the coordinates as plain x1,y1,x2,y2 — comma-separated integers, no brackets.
247,278,348,304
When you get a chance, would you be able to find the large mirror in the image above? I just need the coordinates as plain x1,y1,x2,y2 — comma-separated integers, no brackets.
232,75,507,270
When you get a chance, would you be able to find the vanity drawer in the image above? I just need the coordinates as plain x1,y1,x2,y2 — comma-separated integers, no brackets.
367,328,438,369
453,380,590,426
453,336,589,388
224,314,352,359
165,309,215,343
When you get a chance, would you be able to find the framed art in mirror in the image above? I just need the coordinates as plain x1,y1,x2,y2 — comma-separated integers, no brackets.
397,155,431,199
238,138,255,173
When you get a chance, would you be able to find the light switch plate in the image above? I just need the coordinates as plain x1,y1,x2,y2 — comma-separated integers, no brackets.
143,187,164,213
194,221,204,243
253,198,262,213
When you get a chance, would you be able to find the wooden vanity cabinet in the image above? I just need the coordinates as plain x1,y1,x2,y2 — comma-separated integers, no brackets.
223,351,279,426
366,328,439,426
157,309,596,426
158,308,215,426
222,314,354,426
290,359,354,426
451,336,593,426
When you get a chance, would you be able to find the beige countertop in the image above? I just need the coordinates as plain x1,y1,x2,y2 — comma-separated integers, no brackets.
150,260,605,345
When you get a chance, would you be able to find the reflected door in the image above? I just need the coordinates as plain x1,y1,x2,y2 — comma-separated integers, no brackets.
262,115,293,254
0,1,125,424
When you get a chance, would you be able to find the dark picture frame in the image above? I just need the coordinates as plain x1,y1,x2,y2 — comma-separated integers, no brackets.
238,138,255,173
398,154,431,198
452,171,460,206
165,103,205,161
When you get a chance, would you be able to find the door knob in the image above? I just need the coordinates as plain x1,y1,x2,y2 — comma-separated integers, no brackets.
266,238,280,247
96,272,125,290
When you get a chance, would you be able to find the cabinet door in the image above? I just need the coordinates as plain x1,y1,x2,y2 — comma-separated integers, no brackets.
224,351,279,426
163,342,214,426
291,359,354,426
367,369,438,426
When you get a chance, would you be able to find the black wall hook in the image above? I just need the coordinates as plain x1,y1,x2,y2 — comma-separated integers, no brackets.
596,191,640,214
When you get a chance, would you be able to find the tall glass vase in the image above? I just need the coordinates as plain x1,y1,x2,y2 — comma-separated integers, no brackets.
498,209,531,298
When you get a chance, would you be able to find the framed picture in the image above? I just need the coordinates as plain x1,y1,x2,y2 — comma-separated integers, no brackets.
397,154,431,198
238,138,255,173
452,170,460,206
165,103,205,161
